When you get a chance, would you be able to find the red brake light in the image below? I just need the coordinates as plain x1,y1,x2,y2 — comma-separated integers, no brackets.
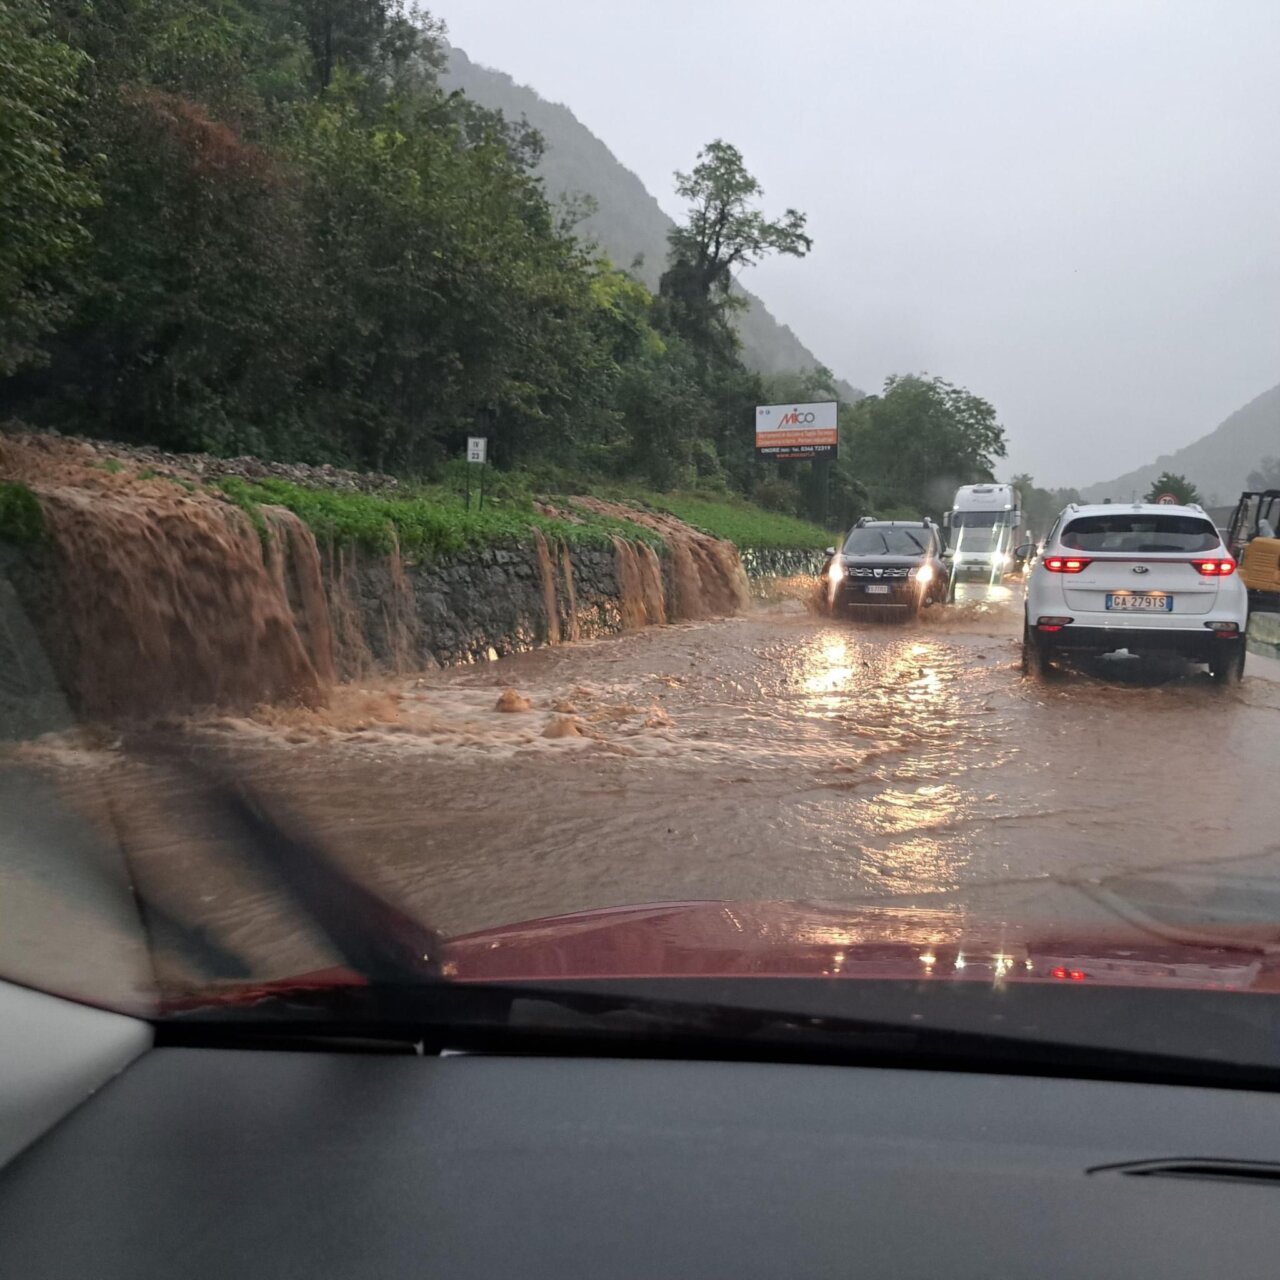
1192,559,1235,576
1043,556,1090,574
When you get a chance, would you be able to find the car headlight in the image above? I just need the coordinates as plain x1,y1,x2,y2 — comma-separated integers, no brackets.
911,564,934,584
827,559,845,583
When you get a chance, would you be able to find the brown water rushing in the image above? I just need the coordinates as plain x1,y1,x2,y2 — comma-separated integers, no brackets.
577,496,748,622
38,487,323,719
9,584,1280,997
4,435,751,723
532,528,561,646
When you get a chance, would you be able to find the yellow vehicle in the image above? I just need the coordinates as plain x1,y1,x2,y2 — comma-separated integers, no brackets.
1226,490,1280,610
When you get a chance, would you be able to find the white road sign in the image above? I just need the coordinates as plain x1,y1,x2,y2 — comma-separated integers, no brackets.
467,436,488,464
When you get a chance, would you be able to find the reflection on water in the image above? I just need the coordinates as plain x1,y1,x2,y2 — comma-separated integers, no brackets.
802,638,853,698
9,593,1280,982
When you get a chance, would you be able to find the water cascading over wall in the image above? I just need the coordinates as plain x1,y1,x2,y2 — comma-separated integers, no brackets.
572,497,750,623
610,537,666,630
2,437,753,724
37,489,325,720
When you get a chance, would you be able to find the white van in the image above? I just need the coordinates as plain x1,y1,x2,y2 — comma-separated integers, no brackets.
943,484,1025,596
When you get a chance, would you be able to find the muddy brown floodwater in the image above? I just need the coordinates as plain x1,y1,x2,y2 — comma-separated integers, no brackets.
8,587,1280,994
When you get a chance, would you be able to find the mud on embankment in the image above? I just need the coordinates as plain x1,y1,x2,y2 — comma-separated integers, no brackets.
0,435,762,728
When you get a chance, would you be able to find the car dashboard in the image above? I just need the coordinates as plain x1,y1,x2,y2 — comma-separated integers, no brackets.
2,979,1279,1279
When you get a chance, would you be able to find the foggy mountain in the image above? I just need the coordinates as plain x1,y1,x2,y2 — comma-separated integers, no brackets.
441,45,863,403
1080,382,1280,506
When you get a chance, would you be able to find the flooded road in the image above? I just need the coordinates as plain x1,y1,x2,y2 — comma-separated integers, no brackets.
9,588,1280,993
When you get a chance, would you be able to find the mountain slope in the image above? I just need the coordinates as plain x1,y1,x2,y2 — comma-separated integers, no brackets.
441,45,862,402
1080,382,1280,505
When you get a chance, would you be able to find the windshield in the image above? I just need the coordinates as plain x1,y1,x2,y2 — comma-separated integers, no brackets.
952,511,1014,528
1061,515,1220,553
843,527,929,555
3,0,1280,1067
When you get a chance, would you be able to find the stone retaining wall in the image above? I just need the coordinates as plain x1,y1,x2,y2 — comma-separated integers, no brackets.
1,525,819,733
738,547,827,580
338,541,626,671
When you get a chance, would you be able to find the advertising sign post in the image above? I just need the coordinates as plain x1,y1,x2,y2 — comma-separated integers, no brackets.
754,402,838,461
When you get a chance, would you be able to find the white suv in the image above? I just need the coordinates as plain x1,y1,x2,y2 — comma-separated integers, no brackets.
1022,502,1248,683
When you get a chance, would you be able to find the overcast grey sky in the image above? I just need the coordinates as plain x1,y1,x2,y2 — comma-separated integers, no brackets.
444,0,1279,487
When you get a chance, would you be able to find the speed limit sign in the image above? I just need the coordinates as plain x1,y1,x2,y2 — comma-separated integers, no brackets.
1155,492,1178,505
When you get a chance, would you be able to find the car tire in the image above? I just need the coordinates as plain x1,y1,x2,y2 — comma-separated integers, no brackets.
1022,620,1053,679
1208,638,1245,684
946,573,958,604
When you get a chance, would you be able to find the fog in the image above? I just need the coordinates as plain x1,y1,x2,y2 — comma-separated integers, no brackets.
443,0,1280,486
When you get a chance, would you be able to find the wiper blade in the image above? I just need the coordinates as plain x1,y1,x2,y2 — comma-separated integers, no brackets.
157,978,1280,1092
209,780,444,983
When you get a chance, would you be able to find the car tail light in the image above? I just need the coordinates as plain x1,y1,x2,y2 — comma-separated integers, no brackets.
1036,616,1073,632
1043,556,1090,573
1205,621,1240,636
1192,559,1236,576
1051,967,1087,981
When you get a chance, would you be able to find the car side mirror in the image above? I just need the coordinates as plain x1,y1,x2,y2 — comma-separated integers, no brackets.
1014,542,1034,560
824,547,836,557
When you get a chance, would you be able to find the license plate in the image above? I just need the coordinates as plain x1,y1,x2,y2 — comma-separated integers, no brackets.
863,584,891,595
1105,593,1173,611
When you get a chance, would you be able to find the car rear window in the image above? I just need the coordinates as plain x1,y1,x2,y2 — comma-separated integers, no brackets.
1060,514,1220,553
844,527,929,555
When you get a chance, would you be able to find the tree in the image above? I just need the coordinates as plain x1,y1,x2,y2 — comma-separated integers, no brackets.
0,1,829,495
844,375,1007,518
1143,472,1202,505
293,0,428,95
658,140,810,359
1247,457,1280,491
0,0,96,375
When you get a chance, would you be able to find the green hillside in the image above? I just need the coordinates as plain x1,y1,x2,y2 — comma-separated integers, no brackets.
440,44,863,402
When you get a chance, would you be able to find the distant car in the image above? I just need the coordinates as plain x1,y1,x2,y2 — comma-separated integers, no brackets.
1022,502,1248,682
821,519,946,621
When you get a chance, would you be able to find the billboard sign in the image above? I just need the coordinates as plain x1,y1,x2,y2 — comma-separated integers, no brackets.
755,401,838,460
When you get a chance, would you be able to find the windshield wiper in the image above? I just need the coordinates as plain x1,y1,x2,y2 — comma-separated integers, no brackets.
155,977,1280,1091
209,780,444,982
112,762,445,986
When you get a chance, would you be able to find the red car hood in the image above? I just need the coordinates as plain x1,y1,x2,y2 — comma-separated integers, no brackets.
441,898,1274,991
162,897,1280,1012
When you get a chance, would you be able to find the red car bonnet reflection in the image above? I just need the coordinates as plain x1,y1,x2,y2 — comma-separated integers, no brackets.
165,899,1273,1010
